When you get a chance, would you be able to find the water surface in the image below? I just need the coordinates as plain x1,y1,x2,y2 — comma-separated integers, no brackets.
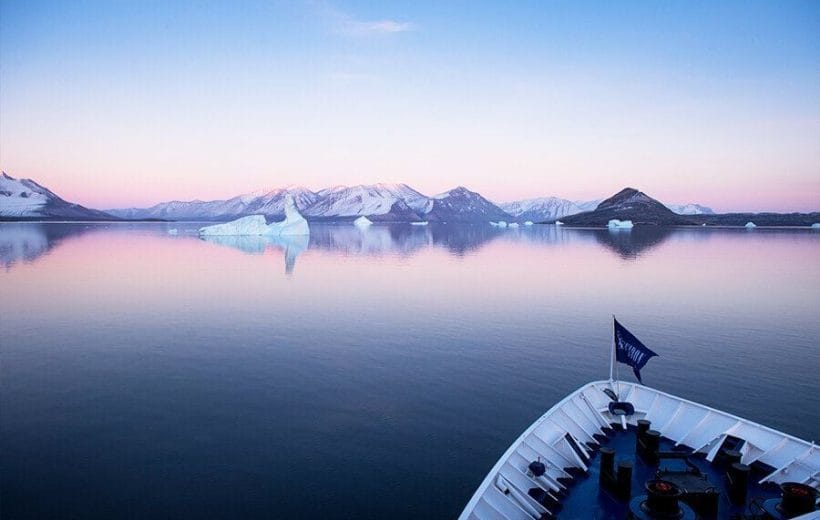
1,222,818,518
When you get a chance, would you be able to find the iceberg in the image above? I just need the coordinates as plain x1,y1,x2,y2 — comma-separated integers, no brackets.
811,223,820,229
745,222,757,229
607,219,634,229
167,228,178,235
524,221,534,226
508,222,520,228
354,216,373,228
497,221,508,228
411,221,429,226
199,215,269,236
199,195,310,237
555,220,564,226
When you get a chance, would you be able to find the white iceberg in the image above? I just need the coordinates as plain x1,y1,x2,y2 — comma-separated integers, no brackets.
745,222,757,229
811,223,820,229
508,222,520,228
167,228,178,235
524,221,534,226
411,221,429,226
199,195,309,237
607,219,634,229
497,220,508,228
555,220,564,226
490,221,499,226
354,216,373,228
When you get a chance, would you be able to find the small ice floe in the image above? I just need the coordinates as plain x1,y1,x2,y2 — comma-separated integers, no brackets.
811,223,820,229
354,216,373,228
524,221,534,226
411,221,429,226
555,220,564,226
508,222,520,228
497,221,508,228
745,222,757,229
167,228,178,235
199,195,309,237
607,219,634,229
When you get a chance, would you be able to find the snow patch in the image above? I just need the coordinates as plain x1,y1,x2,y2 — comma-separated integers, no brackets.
354,216,373,228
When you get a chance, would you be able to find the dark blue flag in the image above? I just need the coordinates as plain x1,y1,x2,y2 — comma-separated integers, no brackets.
614,318,658,383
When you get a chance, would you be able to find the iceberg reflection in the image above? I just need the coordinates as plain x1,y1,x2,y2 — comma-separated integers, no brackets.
200,234,309,274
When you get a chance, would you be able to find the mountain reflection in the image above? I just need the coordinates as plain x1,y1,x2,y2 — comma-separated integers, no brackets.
0,221,690,272
589,227,676,259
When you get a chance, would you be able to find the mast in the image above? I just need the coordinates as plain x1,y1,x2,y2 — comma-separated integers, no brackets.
609,316,616,382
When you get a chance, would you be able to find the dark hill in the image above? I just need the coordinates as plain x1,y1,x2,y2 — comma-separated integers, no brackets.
559,188,694,226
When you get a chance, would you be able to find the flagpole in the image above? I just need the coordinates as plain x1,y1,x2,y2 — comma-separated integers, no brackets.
610,315,617,384
611,315,620,398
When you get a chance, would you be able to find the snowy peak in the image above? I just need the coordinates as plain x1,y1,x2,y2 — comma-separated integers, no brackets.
500,196,599,222
306,183,426,221
426,186,512,223
0,172,113,220
665,203,714,215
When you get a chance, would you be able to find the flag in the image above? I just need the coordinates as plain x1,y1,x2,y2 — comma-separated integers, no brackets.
614,318,658,383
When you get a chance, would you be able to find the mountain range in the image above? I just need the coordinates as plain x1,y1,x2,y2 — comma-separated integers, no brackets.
16,171,820,228
102,180,713,222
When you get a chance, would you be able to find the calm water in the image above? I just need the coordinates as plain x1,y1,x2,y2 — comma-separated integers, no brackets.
1,222,818,519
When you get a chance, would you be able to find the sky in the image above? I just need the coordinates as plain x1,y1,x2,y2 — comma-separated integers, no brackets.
1,0,819,212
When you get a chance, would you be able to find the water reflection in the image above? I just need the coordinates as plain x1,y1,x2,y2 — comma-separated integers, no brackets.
0,223,111,268
200,234,309,274
1,222,796,273
591,227,676,259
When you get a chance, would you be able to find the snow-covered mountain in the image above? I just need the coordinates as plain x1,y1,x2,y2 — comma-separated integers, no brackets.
0,172,114,220
108,187,319,221
304,184,427,222
425,186,513,223
501,195,713,221
500,197,601,222
664,203,714,215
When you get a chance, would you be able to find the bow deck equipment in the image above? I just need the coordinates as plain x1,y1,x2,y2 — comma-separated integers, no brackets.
459,381,819,519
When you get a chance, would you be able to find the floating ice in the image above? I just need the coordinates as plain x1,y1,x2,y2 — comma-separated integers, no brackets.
524,221,534,226
411,221,429,226
555,220,564,226
607,219,634,229
199,195,310,237
354,216,373,228
497,221,508,228
744,222,757,229
508,222,520,228
167,228,178,235
811,223,820,229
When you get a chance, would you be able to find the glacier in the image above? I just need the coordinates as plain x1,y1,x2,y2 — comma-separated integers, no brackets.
199,195,310,237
